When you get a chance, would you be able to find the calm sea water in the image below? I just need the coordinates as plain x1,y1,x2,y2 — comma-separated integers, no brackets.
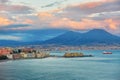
0,50,120,80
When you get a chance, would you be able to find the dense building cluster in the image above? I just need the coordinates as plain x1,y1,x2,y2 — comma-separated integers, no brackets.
0,48,49,60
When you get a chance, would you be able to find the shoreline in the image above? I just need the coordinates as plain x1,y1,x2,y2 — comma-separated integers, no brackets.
0,55,93,62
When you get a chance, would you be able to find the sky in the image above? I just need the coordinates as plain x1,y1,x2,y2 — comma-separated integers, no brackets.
0,0,120,41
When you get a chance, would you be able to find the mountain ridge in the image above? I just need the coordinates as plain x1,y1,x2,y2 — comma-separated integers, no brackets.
43,29,120,45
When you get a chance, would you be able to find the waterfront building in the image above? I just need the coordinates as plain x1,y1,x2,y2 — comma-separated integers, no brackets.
6,54,13,60
22,48,34,53
0,48,12,56
20,52,28,58
36,51,50,58
13,54,21,59
27,53,36,58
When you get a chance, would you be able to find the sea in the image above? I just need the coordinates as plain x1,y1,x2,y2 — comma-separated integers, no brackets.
0,50,120,80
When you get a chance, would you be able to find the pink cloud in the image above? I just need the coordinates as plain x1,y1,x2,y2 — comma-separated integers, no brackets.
38,12,54,20
0,16,13,26
0,3,33,14
23,19,34,24
50,18,120,31
105,19,120,30
75,0,116,9
0,0,119,35
79,2,103,9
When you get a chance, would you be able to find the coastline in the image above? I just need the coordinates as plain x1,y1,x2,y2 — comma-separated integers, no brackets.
0,54,93,62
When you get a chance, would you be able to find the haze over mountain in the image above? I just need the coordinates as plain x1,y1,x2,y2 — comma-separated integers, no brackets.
43,29,120,45
0,29,68,42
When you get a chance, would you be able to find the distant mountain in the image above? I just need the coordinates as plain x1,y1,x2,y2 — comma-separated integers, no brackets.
0,29,120,46
43,29,120,45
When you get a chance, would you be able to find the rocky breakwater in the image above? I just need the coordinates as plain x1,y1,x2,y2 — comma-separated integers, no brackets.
64,52,93,58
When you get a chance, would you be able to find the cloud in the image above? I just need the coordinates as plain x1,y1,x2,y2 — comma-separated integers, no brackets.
0,24,32,30
0,0,120,35
61,0,120,20
23,19,34,24
38,12,54,20
41,2,60,8
45,0,119,34
0,1,34,14
41,0,67,8
0,0,9,4
79,2,103,9
0,16,13,26
79,0,115,9
34,0,120,35
105,19,120,30
87,11,120,19
36,0,120,32
50,18,119,30
1,24,30,28
0,35,22,41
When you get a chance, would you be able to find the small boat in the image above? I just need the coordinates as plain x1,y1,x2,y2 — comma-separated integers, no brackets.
103,51,112,54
